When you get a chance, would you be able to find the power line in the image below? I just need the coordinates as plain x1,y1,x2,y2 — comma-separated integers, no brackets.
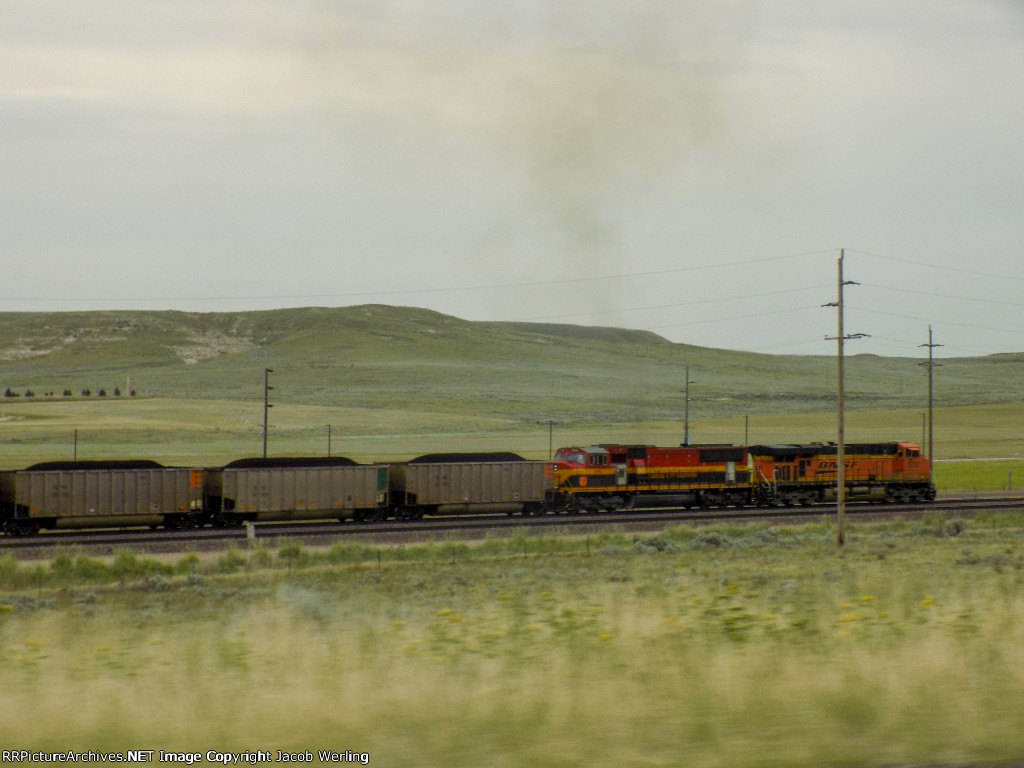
848,305,1024,337
848,248,1024,284
507,284,832,323
648,305,818,331
861,283,1024,309
0,249,837,304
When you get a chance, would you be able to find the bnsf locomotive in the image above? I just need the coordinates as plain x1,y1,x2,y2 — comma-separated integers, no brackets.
750,442,935,505
0,441,933,535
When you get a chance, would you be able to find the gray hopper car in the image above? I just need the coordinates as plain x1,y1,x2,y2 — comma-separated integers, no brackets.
0,461,204,535
203,457,390,525
389,453,553,518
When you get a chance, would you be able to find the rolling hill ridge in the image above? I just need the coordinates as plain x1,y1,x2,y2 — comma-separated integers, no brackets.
0,305,1021,427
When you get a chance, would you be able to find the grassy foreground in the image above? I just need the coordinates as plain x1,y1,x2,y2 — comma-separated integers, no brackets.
2,516,1024,767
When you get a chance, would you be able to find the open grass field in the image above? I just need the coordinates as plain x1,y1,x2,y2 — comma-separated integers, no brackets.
1,305,1024,440
2,515,1023,766
0,394,1021,491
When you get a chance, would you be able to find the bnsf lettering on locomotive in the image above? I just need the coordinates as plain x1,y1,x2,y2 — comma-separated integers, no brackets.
817,460,857,470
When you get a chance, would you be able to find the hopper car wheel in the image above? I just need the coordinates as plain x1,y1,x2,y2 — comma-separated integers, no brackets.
3,520,40,536
396,507,426,521
353,509,385,523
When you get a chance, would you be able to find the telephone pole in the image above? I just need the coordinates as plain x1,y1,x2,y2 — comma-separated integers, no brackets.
263,368,274,459
683,366,695,446
824,250,868,546
919,326,942,465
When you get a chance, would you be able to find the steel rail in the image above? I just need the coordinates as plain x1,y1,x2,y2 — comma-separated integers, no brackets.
1,495,1021,557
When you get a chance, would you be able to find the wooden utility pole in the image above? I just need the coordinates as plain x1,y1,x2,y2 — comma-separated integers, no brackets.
683,366,694,446
263,368,274,459
919,326,942,465
824,250,867,546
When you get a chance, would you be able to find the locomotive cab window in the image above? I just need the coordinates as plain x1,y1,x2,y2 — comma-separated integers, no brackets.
589,454,609,466
555,450,588,464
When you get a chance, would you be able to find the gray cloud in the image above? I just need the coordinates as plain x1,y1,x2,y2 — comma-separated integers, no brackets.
1,0,1022,356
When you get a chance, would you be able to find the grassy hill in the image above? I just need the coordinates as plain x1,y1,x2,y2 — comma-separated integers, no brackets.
0,305,1022,466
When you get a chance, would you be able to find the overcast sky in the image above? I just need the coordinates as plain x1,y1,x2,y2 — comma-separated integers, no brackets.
2,0,1023,357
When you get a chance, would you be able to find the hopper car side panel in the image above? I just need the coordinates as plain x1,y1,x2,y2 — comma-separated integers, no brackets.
0,467,203,534
209,465,389,524
390,461,553,517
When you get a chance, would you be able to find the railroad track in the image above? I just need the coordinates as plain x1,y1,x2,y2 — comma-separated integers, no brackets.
1,495,1021,557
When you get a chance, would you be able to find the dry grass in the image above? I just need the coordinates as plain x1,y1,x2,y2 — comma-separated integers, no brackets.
2,517,1024,766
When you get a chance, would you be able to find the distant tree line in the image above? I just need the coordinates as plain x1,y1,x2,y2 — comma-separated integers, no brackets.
3,387,135,398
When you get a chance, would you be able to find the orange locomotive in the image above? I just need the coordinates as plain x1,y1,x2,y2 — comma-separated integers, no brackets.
748,442,935,506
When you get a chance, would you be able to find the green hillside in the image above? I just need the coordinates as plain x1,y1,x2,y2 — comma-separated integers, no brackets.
0,305,1021,466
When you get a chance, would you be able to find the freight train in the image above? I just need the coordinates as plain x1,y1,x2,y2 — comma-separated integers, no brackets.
0,441,934,535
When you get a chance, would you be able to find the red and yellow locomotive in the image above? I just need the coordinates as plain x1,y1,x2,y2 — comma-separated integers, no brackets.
552,444,753,511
